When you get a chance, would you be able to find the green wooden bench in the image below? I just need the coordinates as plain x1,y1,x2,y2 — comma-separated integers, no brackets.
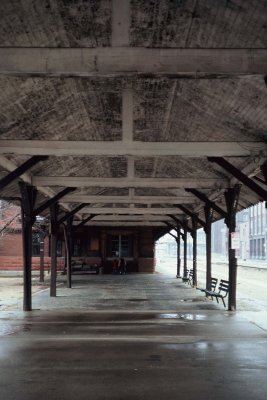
203,279,229,307
182,269,194,285
197,277,218,293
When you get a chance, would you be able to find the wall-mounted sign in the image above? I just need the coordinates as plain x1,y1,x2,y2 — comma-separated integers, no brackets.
231,232,240,250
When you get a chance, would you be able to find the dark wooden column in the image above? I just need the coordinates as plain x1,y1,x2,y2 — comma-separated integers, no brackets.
176,225,181,277
183,225,187,277
50,203,59,297
191,215,197,287
66,216,74,289
100,231,107,272
224,184,241,311
19,182,37,311
204,205,213,291
39,229,45,283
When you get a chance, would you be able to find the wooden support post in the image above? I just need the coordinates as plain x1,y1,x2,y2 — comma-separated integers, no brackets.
224,184,241,311
66,216,73,289
191,215,198,287
183,225,187,278
39,229,45,283
176,225,181,277
19,182,37,311
204,206,213,291
50,203,59,297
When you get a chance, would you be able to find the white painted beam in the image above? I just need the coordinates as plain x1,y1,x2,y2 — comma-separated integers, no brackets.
91,215,172,221
75,221,167,227
111,0,130,46
0,48,266,76
81,207,183,215
0,140,264,157
62,195,194,204
32,176,227,188
122,90,133,142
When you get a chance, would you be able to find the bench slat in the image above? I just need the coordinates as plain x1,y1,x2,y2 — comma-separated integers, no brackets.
202,279,229,307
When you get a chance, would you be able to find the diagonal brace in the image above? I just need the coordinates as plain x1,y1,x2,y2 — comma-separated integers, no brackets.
34,187,76,216
168,214,193,235
260,161,267,184
0,156,48,190
75,214,97,228
185,188,227,218
208,157,267,200
57,203,87,225
177,205,206,228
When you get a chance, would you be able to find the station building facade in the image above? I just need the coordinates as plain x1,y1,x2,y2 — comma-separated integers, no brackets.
0,201,164,272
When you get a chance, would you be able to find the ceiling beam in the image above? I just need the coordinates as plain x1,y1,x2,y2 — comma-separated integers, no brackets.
75,221,167,227
62,195,194,204
111,0,130,47
32,176,227,189
0,156,48,190
208,157,267,200
0,48,266,76
81,207,183,215
0,140,264,157
90,215,173,221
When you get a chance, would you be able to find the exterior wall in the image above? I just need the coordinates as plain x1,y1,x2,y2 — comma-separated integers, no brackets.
0,233,65,270
0,222,157,273
137,228,155,273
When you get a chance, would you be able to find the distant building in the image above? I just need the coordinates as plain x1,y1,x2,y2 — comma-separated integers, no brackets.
157,202,266,262
212,202,266,260
249,202,266,260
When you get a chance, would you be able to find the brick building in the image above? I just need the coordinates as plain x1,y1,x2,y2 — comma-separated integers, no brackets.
0,200,163,273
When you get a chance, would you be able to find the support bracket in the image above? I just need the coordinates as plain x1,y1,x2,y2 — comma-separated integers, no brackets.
208,157,267,200
0,156,48,190
186,188,227,219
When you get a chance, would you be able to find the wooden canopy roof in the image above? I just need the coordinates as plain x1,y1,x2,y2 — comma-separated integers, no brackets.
0,0,267,229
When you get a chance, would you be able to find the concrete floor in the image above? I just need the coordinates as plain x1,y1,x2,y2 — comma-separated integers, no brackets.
1,273,267,399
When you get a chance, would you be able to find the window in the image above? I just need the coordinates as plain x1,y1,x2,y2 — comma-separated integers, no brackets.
32,232,41,256
107,234,133,258
48,238,62,257
72,238,82,257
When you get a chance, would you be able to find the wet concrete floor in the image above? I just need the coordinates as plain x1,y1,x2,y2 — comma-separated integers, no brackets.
1,274,267,399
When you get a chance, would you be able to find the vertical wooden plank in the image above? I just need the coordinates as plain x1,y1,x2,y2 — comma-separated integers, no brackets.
21,209,32,311
66,216,73,289
19,182,37,311
192,216,197,287
224,184,241,311
176,226,181,277
183,226,187,277
50,203,59,297
39,230,45,283
204,206,213,291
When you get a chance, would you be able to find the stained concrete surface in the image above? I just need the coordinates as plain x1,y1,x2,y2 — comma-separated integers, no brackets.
1,273,267,399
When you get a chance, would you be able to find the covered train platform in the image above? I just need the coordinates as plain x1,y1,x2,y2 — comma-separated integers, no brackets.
1,273,267,400
0,0,267,398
